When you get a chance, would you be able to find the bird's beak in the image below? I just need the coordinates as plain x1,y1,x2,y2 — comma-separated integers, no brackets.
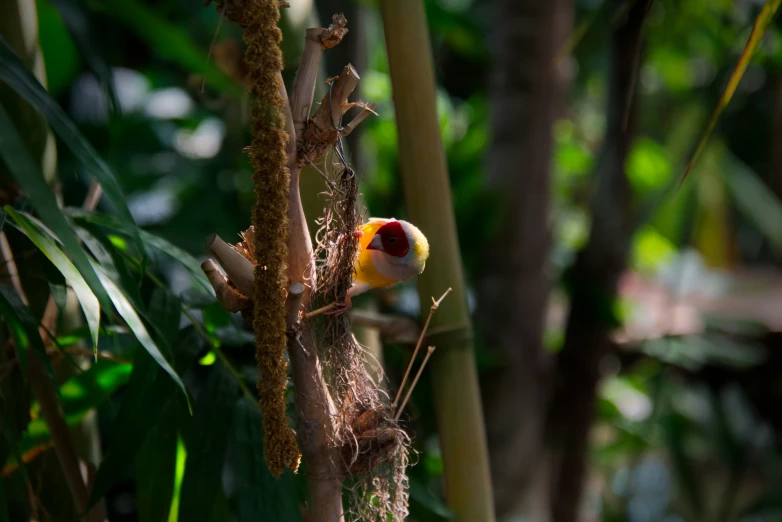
366,234,383,251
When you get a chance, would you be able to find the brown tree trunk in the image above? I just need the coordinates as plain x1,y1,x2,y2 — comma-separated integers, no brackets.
478,0,569,519
547,2,651,522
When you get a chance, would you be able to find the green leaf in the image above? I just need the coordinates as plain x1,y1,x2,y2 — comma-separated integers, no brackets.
18,359,131,454
0,37,143,257
232,397,301,522
87,329,202,509
91,261,187,401
76,223,143,309
136,399,181,522
0,109,110,316
178,364,237,522
149,289,183,346
5,208,101,352
81,0,243,98
56,359,131,417
680,0,782,184
69,212,214,296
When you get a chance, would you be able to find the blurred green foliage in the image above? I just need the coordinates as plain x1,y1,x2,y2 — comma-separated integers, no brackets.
2,0,782,520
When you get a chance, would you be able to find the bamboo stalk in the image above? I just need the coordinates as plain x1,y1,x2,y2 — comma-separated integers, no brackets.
379,0,496,519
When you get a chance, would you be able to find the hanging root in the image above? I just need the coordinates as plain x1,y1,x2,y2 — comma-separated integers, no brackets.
242,0,301,477
309,157,410,520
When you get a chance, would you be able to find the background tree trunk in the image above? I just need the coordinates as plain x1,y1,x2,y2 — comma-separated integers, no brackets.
478,0,570,520
547,2,651,521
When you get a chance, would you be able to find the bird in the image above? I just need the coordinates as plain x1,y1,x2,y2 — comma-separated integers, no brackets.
327,218,429,314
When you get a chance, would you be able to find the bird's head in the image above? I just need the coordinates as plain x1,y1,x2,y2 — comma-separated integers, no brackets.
366,219,429,272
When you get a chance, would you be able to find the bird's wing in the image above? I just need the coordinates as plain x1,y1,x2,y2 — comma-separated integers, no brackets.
346,280,374,298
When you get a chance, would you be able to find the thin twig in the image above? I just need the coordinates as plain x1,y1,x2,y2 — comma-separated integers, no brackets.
395,346,436,421
303,302,337,319
392,287,452,408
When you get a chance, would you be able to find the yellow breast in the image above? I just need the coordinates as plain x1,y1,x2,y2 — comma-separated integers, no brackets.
354,219,397,289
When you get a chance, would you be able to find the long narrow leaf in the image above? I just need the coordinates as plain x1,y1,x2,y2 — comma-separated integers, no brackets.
91,261,187,400
14,360,132,461
5,208,101,352
136,399,180,522
87,328,202,509
178,364,237,522
232,397,302,522
0,109,110,314
69,211,214,296
0,38,143,257
0,286,52,381
680,0,782,184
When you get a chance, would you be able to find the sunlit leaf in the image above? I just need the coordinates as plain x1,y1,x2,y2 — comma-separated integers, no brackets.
0,38,143,257
16,360,131,456
632,225,676,273
178,364,237,522
627,137,672,193
91,261,187,400
681,0,782,184
76,223,143,308
87,329,202,509
232,397,301,521
0,108,109,315
136,399,180,522
5,208,101,352
81,0,243,98
69,212,214,296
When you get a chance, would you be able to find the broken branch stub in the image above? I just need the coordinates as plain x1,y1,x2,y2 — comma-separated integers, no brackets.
290,14,349,129
296,64,376,167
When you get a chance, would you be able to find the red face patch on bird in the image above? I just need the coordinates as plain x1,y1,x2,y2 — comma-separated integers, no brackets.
367,221,410,257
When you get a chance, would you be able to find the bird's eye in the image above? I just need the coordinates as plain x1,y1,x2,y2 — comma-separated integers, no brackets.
389,237,396,243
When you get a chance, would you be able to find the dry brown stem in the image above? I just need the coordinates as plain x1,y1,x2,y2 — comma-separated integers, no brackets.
392,288,452,408
198,6,379,520
395,346,436,421
205,234,255,298
297,64,363,166
289,14,349,128
285,284,343,520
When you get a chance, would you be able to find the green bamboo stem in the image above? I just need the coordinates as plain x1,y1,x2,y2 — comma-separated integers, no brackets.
379,0,496,519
